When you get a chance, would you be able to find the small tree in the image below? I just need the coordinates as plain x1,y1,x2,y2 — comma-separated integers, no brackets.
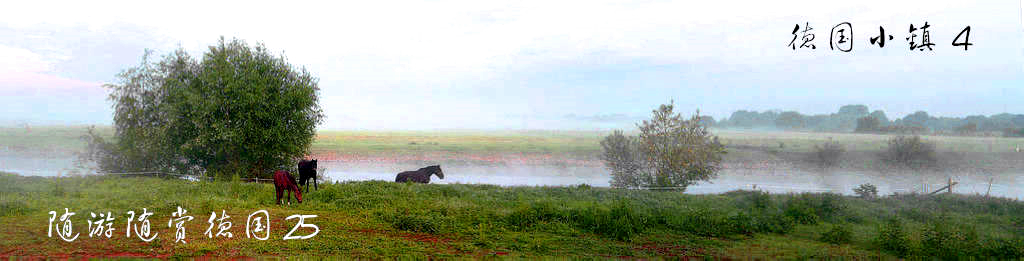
853,183,878,199
812,141,845,168
600,101,726,190
85,37,325,178
879,135,937,169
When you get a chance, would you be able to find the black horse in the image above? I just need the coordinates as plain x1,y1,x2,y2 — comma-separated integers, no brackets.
395,165,445,183
298,159,318,192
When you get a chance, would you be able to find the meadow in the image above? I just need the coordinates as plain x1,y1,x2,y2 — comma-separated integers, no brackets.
5,126,1020,157
8,125,1021,179
1,172,1023,258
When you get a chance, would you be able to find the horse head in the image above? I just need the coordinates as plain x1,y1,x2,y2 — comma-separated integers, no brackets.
291,178,303,203
429,165,444,179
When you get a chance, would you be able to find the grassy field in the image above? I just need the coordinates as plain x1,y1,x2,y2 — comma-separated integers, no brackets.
714,129,1024,153
311,130,604,156
4,126,1022,157
1,172,1023,258
0,125,107,157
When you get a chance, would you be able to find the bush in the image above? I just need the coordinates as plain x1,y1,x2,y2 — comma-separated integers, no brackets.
744,211,796,235
980,238,1024,258
745,190,774,210
783,193,847,225
784,199,820,225
820,224,853,245
853,184,878,199
570,201,649,240
505,201,569,229
879,135,937,169
919,221,980,259
812,141,845,168
600,101,726,190
876,218,911,257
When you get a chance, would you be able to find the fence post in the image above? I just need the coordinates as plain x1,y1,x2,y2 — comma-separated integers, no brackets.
947,177,953,194
986,177,993,197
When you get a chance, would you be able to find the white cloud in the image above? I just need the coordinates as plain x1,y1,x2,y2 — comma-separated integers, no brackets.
0,44,51,74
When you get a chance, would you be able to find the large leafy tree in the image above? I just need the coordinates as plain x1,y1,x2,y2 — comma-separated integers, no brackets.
87,37,324,177
600,101,726,190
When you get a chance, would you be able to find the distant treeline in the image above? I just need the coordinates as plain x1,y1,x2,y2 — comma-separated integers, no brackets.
706,105,1024,137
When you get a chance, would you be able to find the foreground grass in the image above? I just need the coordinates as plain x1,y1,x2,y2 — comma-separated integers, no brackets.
1,172,1022,258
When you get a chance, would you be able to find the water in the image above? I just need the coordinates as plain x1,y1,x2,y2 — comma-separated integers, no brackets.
4,156,1022,200
319,161,1024,200
0,154,80,176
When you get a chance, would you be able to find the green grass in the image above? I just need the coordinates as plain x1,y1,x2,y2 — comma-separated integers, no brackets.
1,174,1022,258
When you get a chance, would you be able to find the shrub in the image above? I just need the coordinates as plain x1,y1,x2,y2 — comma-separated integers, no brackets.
747,190,774,210
747,211,796,234
853,183,878,199
876,218,911,257
919,221,980,259
815,193,847,221
505,201,568,230
600,102,726,190
812,141,845,168
570,201,649,240
783,193,847,225
980,238,1024,259
879,135,937,169
784,199,820,225
820,224,853,245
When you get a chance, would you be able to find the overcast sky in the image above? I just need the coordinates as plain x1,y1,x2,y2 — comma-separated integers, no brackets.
1,0,1022,130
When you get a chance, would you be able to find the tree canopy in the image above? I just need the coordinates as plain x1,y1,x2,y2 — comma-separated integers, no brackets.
85,37,324,178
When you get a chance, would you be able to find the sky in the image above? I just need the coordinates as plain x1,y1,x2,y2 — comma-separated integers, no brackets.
0,0,1022,130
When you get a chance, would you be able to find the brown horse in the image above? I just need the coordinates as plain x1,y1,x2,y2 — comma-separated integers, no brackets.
273,170,302,204
395,165,444,183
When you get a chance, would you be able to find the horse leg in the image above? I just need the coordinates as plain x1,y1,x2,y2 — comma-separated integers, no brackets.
276,185,283,205
313,176,318,191
301,177,308,193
